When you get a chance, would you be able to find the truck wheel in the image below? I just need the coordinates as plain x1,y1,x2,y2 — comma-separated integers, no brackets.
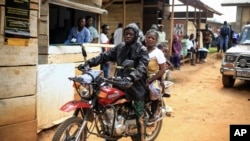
222,75,235,88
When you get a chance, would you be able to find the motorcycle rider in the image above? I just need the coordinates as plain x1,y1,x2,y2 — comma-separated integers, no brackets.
79,23,149,141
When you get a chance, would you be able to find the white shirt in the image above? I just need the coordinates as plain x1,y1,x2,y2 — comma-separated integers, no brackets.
149,48,166,64
158,31,166,44
114,28,123,45
148,48,166,74
100,33,109,44
187,39,194,50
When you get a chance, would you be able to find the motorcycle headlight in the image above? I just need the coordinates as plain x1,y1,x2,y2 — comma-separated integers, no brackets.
77,84,93,98
225,55,236,62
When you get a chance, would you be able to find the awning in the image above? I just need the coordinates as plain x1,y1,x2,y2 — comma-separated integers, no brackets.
221,0,250,6
49,0,108,14
179,0,223,15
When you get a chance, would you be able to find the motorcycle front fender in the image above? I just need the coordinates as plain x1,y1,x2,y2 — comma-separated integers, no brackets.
60,100,91,112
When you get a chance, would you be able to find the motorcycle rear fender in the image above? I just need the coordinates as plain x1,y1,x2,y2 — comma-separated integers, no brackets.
60,100,90,112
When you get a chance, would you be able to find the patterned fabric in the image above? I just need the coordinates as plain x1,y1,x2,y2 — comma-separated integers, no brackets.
148,80,162,100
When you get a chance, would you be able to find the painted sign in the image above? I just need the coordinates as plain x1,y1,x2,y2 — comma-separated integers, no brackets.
5,0,30,37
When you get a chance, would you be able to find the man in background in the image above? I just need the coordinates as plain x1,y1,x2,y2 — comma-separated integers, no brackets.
136,22,145,43
64,17,90,61
64,17,90,44
85,15,99,43
199,23,214,62
157,24,166,45
219,21,230,53
100,24,111,78
114,23,123,45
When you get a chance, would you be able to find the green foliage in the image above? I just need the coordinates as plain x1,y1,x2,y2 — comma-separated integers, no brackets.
208,47,217,54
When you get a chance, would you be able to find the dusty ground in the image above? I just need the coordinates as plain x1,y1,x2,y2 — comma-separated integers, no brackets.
38,53,250,141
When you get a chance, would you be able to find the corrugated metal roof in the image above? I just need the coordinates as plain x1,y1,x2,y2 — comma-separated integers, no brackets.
179,0,223,15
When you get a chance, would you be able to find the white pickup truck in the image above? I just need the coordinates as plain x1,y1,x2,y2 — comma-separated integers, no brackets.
220,24,250,87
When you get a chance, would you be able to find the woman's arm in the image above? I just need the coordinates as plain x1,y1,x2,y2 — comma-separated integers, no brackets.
147,63,166,85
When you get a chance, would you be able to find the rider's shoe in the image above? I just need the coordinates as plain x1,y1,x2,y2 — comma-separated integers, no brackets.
162,93,171,97
165,105,173,113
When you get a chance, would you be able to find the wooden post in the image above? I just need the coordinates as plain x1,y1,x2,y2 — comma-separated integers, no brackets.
185,3,188,36
169,0,174,57
123,0,126,27
141,0,144,25
98,14,101,43
198,9,202,48
194,7,197,28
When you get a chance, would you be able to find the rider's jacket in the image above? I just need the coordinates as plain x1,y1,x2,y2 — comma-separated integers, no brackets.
87,42,149,101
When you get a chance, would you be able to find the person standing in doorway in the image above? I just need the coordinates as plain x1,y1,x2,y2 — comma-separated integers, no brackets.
114,23,123,45
100,24,111,79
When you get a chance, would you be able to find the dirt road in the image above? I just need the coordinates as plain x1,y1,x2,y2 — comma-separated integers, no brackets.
38,53,250,141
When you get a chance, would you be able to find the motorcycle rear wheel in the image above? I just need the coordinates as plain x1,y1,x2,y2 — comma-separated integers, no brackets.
52,117,86,141
145,119,162,141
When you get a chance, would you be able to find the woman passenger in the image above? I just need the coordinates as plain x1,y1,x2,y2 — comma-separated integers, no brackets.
144,29,167,122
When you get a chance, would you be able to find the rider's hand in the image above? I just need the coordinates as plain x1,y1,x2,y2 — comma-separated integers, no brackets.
146,78,153,86
122,77,133,83
120,77,133,89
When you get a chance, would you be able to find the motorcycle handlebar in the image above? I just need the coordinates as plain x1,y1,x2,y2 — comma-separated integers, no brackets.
103,77,133,89
68,76,84,83
68,77,75,81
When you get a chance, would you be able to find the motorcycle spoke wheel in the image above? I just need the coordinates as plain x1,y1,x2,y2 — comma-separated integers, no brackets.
52,117,86,141
145,118,162,141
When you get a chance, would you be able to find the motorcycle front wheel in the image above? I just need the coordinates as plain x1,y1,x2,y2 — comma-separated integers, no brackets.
129,119,162,141
52,117,86,141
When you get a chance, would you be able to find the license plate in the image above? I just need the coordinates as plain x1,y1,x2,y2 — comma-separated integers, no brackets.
236,71,250,77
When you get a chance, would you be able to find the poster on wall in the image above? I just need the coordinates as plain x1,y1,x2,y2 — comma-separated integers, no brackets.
174,23,184,36
5,0,30,38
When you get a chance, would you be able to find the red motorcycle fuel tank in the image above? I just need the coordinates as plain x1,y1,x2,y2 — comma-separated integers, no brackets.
98,87,125,105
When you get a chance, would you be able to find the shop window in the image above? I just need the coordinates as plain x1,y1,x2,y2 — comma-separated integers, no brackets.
49,4,97,44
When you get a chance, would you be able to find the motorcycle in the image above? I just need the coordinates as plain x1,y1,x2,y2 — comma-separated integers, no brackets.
52,62,173,141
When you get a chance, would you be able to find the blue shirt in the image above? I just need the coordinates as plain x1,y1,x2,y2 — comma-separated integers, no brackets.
64,26,90,44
